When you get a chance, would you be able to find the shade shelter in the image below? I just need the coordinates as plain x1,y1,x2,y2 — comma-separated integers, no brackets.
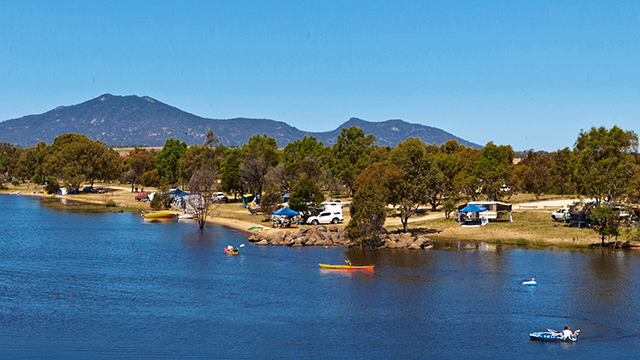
458,204,489,227
272,207,301,228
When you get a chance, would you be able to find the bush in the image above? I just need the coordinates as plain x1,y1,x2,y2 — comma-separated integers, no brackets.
12,179,20,187
45,180,60,195
32,174,44,185
105,199,116,207
150,192,171,210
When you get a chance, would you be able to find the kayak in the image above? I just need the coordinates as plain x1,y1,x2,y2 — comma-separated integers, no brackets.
522,280,538,286
224,248,238,255
319,264,375,270
530,329,580,342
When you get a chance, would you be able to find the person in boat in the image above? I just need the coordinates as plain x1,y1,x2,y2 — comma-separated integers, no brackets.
561,326,575,339
344,259,352,266
233,246,239,253
227,245,234,252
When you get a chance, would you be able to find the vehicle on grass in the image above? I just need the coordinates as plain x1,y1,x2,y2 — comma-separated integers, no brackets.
82,186,96,193
248,204,261,215
551,208,570,222
135,192,149,201
306,210,344,225
212,192,228,203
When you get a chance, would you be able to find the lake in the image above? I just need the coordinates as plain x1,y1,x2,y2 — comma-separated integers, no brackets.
1,195,639,359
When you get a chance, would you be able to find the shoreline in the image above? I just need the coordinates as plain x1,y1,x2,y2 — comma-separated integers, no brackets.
3,189,637,249
1,190,285,236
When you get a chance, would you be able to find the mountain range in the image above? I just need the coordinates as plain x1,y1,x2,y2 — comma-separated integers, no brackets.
0,94,481,149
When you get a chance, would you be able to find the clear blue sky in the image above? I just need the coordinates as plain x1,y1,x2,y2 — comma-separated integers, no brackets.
1,1,639,151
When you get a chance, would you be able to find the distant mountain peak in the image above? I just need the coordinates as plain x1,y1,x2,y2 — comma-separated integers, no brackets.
0,94,481,149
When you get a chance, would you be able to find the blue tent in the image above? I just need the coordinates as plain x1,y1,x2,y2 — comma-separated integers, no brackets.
272,208,300,217
459,204,488,213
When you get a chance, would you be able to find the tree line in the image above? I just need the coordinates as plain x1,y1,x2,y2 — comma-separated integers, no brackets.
1,125,638,245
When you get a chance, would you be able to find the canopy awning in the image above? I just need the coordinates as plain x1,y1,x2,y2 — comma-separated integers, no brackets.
272,208,300,217
459,204,488,213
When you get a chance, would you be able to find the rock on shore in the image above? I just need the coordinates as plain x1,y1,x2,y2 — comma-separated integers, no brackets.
247,226,434,250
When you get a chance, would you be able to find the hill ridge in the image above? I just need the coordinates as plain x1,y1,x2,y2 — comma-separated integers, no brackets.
0,94,481,149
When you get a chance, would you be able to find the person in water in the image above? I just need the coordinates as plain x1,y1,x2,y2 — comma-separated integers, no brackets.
561,326,575,339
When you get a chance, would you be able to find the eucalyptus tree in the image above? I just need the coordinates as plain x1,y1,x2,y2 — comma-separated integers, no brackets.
330,126,376,196
240,134,280,197
156,138,187,186
574,126,638,204
220,147,244,199
473,142,515,201
122,148,157,191
387,137,436,233
346,164,397,249
516,151,552,199
549,147,575,195
178,131,226,190
43,134,121,190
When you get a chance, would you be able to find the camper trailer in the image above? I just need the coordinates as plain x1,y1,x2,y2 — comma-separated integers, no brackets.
458,201,512,220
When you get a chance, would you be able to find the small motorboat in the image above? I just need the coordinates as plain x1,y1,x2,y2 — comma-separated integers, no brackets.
178,212,197,220
522,278,537,286
319,264,375,271
530,329,580,342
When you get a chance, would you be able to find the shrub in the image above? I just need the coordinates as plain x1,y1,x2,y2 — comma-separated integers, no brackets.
32,174,44,185
105,199,116,207
150,192,171,210
12,179,20,187
45,180,60,195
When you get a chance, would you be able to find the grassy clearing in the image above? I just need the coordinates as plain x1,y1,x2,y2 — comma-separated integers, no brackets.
389,209,604,247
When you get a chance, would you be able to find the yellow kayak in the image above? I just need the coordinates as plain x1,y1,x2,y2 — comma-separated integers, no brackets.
319,263,375,270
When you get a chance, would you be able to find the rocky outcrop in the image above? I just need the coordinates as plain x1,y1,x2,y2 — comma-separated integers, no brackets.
247,228,434,250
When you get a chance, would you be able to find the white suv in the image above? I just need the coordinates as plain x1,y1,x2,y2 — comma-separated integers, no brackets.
551,208,570,222
307,211,344,225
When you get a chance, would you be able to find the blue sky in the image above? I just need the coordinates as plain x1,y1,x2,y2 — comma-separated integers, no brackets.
1,1,639,151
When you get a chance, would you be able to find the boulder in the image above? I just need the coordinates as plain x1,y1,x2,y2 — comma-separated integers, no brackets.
256,239,269,246
317,225,327,232
408,243,421,250
328,225,338,232
248,235,259,242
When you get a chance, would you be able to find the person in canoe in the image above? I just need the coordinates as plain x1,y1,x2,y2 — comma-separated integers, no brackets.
344,259,352,266
561,326,575,340
233,246,239,253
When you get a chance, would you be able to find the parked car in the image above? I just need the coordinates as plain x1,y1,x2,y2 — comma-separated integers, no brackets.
307,210,344,225
135,192,149,201
551,208,570,222
95,187,106,194
212,192,228,203
248,204,261,215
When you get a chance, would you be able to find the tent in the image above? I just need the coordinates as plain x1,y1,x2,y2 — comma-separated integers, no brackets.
272,208,300,216
271,207,301,227
458,204,489,227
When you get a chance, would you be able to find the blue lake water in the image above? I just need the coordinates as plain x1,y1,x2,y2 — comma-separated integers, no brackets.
1,194,640,359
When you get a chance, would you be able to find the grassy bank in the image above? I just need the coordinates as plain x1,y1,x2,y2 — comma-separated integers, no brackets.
3,182,637,248
386,210,608,247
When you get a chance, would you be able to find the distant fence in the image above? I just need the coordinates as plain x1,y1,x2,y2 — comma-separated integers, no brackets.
517,204,569,210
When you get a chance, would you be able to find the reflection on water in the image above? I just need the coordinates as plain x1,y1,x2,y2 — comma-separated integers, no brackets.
1,195,640,359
